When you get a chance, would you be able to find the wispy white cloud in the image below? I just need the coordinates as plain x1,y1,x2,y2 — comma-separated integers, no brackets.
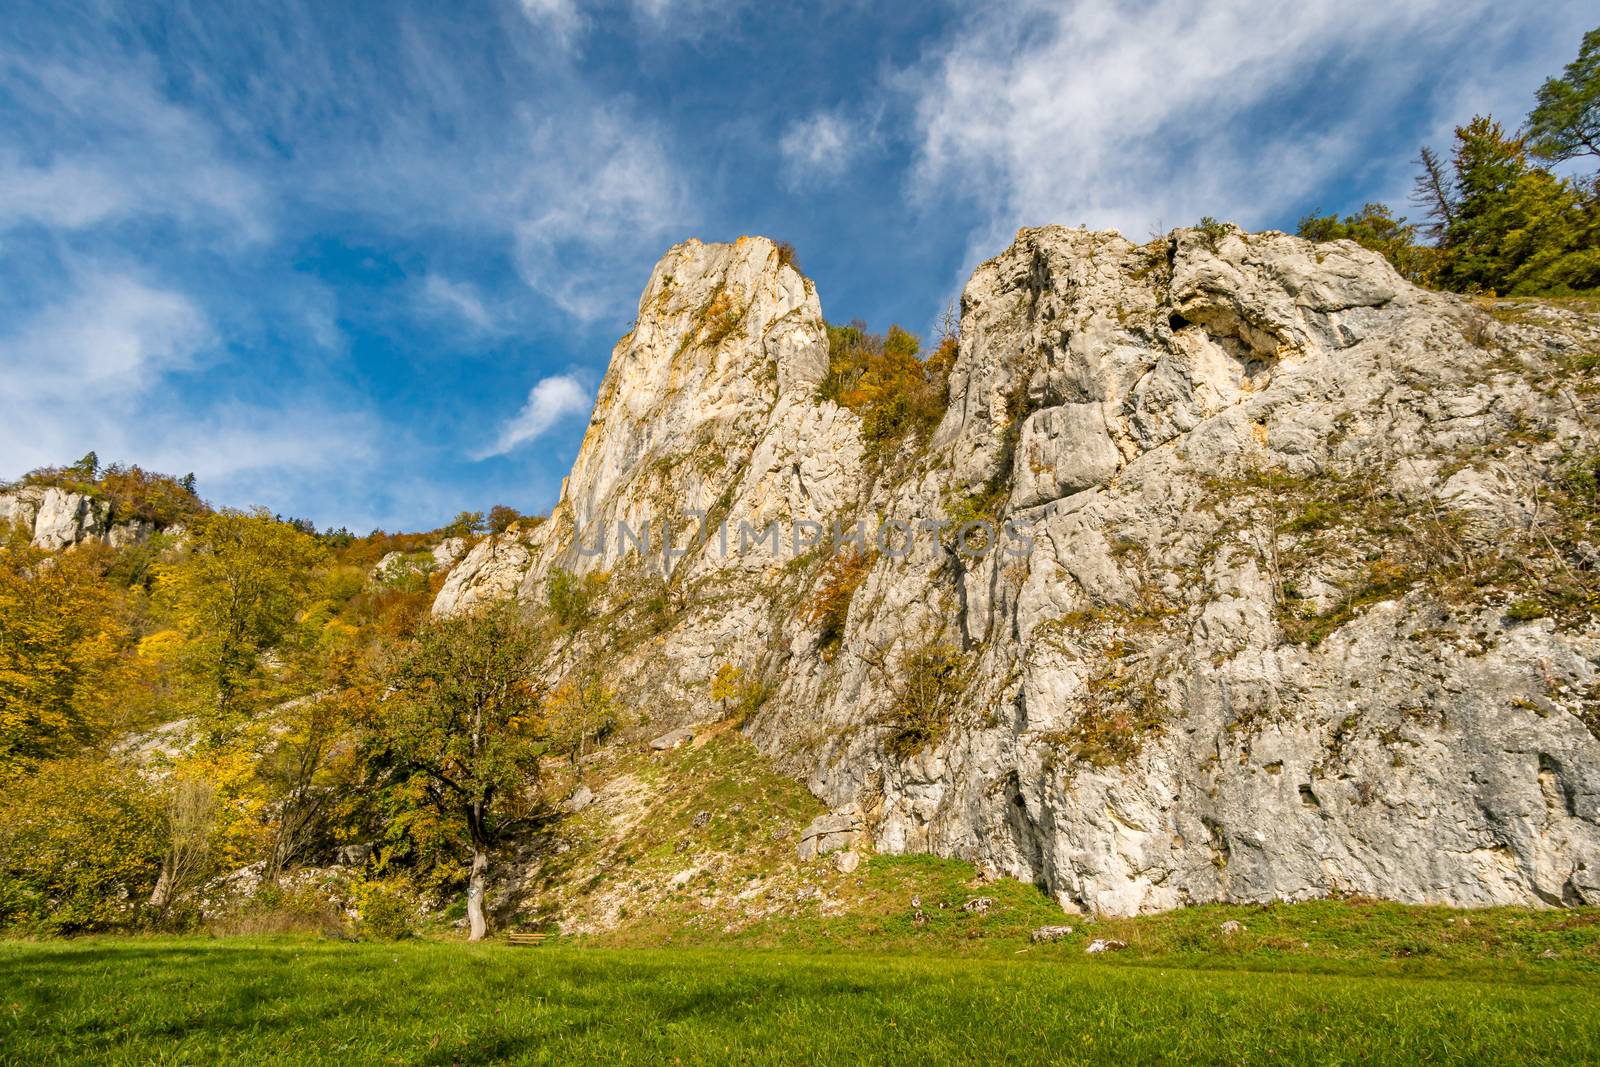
0,267,376,507
0,270,212,401
904,0,1543,253
508,112,692,321
420,274,499,332
475,374,592,459
517,0,585,48
515,0,747,47
779,110,856,186
0,59,268,240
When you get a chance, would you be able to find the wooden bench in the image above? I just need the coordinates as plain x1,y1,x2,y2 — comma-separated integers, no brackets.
505,931,550,946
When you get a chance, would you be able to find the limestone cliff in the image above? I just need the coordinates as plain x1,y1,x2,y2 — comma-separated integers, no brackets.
0,485,158,549
440,229,1600,915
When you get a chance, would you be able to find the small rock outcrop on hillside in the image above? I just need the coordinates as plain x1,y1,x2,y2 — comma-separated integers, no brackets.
0,485,158,549
440,229,1600,915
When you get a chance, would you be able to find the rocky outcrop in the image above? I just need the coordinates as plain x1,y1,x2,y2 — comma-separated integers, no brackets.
0,485,157,550
796,806,865,861
439,227,1600,915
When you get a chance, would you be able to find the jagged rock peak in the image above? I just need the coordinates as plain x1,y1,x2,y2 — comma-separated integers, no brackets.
559,235,826,517
432,234,849,613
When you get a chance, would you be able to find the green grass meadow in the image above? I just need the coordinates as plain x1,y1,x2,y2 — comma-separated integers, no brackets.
4,932,1599,1065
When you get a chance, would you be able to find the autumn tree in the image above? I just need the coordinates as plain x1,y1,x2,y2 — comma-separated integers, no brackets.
804,549,874,657
544,671,616,767
376,602,545,941
259,633,371,881
157,509,325,738
0,757,164,933
1296,203,1438,286
0,529,131,770
818,322,951,452
441,510,486,538
146,775,218,922
710,662,743,717
486,505,525,535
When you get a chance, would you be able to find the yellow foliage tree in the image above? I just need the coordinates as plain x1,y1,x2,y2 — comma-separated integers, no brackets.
710,662,744,717
0,756,164,932
0,529,132,770
544,671,617,766
155,509,325,737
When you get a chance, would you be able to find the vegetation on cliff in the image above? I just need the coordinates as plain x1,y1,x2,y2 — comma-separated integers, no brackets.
1298,29,1600,297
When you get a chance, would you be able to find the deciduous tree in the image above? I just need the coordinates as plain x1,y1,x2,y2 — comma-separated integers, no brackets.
0,530,130,770
157,510,325,737
376,602,545,940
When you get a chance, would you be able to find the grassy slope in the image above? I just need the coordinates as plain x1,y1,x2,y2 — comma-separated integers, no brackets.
3,936,1597,1065
517,733,1600,983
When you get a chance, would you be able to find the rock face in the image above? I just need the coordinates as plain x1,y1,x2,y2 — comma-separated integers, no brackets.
796,806,865,861
0,486,156,549
439,227,1600,915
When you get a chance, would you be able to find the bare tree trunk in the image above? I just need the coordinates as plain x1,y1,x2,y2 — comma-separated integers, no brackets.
466,841,489,942
148,867,173,912
149,777,216,924
466,800,490,942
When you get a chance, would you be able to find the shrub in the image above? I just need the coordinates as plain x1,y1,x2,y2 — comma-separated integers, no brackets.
211,881,347,937
353,876,417,940
1195,216,1234,250
1505,598,1545,622
1297,203,1440,286
441,511,487,538
545,672,617,764
882,642,970,759
547,568,608,630
487,505,526,535
13,459,206,527
700,288,749,348
0,758,165,934
730,674,774,727
805,550,874,657
1047,678,1166,770
818,322,953,456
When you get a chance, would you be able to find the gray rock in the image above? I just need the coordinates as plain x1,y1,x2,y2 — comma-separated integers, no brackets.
796,805,863,861
0,486,159,551
1085,938,1128,954
962,896,994,914
565,784,595,813
834,849,861,874
649,727,695,752
431,537,469,570
1030,924,1075,943
1013,403,1122,507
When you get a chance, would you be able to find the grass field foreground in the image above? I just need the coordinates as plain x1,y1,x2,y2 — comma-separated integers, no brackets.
4,935,1599,1065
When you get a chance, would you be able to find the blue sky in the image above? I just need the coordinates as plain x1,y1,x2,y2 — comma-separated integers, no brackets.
0,0,1590,532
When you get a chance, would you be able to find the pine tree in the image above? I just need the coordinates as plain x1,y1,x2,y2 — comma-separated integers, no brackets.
1528,27,1600,166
